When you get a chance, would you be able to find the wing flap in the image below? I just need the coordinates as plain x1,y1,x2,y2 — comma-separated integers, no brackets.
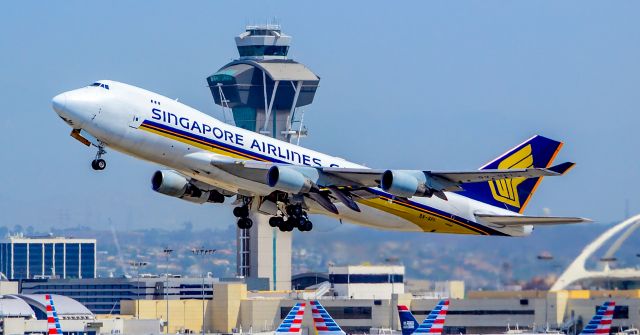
475,214,591,226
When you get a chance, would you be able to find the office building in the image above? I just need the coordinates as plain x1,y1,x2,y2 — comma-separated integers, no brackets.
0,235,96,280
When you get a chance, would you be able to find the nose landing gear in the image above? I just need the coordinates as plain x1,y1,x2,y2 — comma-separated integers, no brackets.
91,144,107,171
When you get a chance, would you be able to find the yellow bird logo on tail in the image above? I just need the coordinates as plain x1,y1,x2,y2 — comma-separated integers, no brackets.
488,144,533,208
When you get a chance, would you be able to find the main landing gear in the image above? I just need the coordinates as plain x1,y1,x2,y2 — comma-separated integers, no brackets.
268,204,313,232
233,204,253,229
91,144,107,171
233,198,313,232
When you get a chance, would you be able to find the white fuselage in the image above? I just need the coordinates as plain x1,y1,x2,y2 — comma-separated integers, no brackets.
52,80,528,236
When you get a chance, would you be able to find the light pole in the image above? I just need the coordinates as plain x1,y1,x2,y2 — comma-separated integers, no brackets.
163,248,174,333
191,248,216,335
129,260,149,320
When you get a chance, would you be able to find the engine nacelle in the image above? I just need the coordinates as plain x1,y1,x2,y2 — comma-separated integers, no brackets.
151,170,225,204
152,170,188,197
380,170,430,198
267,166,316,194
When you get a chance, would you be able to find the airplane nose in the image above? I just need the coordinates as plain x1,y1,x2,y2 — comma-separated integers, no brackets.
52,93,67,115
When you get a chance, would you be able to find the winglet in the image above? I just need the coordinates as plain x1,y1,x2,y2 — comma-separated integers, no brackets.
548,162,576,175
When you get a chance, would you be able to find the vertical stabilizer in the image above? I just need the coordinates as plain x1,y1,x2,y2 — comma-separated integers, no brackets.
45,294,63,335
310,300,346,335
398,305,419,335
276,303,306,335
461,135,566,213
579,301,615,335
413,300,449,335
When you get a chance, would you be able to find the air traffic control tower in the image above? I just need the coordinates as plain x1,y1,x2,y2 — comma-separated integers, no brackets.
206,25,320,290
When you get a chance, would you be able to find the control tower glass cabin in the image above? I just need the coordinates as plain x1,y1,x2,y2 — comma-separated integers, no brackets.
207,25,320,142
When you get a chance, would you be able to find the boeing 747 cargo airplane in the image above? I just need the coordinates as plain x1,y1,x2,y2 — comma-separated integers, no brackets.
52,80,588,235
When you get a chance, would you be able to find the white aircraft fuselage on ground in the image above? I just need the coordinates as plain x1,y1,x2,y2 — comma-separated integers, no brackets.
52,80,586,236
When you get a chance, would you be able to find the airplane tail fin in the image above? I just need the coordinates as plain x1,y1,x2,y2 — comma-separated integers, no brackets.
579,301,615,335
310,300,346,335
45,294,63,335
413,299,449,335
275,302,306,335
460,135,571,213
398,305,419,335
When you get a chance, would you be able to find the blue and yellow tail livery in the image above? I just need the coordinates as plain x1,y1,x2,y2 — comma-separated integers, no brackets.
461,135,571,213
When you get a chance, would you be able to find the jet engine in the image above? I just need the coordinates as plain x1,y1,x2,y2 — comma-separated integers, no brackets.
267,166,316,194
380,170,433,198
151,170,225,204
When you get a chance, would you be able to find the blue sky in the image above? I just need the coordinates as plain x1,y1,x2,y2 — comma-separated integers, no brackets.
0,1,638,230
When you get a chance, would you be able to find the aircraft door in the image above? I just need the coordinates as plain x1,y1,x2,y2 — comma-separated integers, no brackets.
128,107,144,128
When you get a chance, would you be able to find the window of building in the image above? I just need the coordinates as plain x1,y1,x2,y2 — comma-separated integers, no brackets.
66,243,80,278
281,306,372,320
44,244,54,276
54,243,64,277
81,243,95,278
28,243,43,278
237,45,289,57
13,243,28,279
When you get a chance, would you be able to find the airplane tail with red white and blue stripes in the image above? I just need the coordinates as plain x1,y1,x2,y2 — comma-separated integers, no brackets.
310,300,346,335
411,300,450,335
276,302,306,335
45,294,63,335
579,301,615,335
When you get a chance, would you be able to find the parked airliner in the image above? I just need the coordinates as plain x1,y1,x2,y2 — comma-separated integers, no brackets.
52,80,588,235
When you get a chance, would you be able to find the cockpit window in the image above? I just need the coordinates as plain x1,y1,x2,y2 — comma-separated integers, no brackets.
90,82,110,90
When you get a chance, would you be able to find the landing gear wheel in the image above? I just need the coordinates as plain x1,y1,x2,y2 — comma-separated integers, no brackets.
297,218,313,232
279,219,294,232
269,217,283,228
302,220,313,232
91,159,106,170
91,142,107,171
233,206,249,218
237,217,253,229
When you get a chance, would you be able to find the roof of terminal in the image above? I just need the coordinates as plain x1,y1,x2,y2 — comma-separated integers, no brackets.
12,294,94,319
0,295,35,318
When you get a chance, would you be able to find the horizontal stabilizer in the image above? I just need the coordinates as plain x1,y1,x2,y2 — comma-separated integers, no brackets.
475,214,591,226
548,162,576,175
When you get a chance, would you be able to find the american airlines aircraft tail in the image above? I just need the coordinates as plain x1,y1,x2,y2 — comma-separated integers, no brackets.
275,303,306,335
310,300,346,335
579,301,615,335
51,80,589,235
45,294,63,335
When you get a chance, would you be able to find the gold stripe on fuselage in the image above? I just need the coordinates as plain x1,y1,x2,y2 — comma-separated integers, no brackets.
358,197,486,235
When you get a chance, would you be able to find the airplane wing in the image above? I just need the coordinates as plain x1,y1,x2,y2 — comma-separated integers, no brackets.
475,214,591,226
183,152,575,214
206,155,574,189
